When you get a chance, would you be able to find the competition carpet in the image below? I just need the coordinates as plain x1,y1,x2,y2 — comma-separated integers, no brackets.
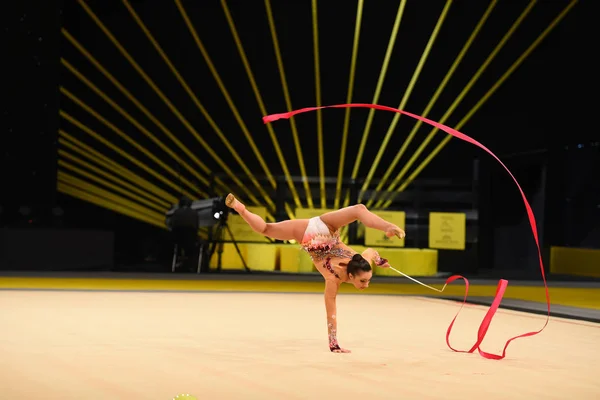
1,271,599,322
1,271,599,399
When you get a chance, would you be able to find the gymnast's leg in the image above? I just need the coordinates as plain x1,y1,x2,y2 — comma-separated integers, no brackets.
319,203,405,239
225,194,307,242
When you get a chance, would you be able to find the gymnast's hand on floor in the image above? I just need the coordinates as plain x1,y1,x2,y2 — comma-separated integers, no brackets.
330,344,351,353
329,334,351,353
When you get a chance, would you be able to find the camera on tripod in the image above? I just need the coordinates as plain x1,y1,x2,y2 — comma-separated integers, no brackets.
165,196,248,273
165,196,227,230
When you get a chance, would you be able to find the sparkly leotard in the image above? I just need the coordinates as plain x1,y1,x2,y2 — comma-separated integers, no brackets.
300,217,354,279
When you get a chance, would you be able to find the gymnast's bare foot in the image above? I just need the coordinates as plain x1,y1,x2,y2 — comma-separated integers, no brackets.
386,225,405,239
225,193,245,214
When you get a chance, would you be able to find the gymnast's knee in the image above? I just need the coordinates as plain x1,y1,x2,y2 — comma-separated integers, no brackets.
355,203,367,211
352,203,367,214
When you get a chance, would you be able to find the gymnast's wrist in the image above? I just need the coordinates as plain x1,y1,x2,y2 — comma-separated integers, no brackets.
375,255,388,266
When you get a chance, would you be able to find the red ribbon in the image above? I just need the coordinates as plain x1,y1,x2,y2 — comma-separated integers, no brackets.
263,103,550,360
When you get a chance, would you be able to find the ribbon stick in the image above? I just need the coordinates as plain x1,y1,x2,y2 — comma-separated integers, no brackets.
263,103,550,360
388,266,446,292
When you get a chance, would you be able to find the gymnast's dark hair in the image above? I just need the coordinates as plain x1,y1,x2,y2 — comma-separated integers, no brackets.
346,253,371,276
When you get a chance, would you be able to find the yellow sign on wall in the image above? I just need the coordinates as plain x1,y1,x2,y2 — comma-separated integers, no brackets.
223,206,270,242
428,212,466,250
365,211,405,247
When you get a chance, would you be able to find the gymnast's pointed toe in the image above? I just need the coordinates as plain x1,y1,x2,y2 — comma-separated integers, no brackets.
225,193,235,208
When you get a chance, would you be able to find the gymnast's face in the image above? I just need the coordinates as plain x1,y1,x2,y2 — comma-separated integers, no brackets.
349,270,372,290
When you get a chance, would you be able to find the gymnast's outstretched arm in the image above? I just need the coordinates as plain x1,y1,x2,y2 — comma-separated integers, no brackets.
324,279,350,353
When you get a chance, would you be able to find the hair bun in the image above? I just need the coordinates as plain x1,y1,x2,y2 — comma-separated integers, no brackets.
352,254,363,261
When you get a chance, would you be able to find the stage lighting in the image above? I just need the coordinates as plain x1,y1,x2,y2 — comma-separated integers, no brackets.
165,196,228,230
164,196,247,273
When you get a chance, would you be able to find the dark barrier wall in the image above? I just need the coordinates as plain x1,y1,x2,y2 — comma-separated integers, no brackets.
0,228,114,271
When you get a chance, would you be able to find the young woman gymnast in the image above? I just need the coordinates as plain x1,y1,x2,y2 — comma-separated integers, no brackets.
225,193,406,353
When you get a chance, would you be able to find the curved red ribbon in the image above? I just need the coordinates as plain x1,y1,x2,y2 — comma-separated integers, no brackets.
263,103,550,360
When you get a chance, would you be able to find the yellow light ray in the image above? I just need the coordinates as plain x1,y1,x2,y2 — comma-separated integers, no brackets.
58,181,167,230
58,146,207,240
220,0,299,217
379,0,539,209
366,0,498,208
58,157,168,214
264,0,314,208
173,0,277,193
58,170,214,238
121,0,275,213
311,0,326,209
61,28,229,196
358,0,454,202
60,111,197,201
334,0,364,210
58,130,178,205
343,0,407,209
385,0,578,204
58,171,164,223
60,86,205,199
57,139,210,239
59,180,209,240
61,58,210,192
57,178,210,237
57,146,170,210
74,0,268,214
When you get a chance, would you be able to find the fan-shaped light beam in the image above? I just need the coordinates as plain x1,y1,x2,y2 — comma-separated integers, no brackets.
383,0,577,207
60,111,198,202
173,0,277,194
366,0,498,208
58,157,168,214
75,0,268,215
58,172,167,225
311,0,326,209
379,0,538,208
342,0,407,209
264,0,314,208
61,58,210,194
59,175,211,238
358,0,453,202
58,180,167,231
220,0,299,218
59,131,177,206
58,145,170,210
61,29,226,195
334,0,365,210
122,0,275,213
60,87,204,199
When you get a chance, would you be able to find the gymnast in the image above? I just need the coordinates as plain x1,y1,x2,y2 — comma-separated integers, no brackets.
225,193,405,353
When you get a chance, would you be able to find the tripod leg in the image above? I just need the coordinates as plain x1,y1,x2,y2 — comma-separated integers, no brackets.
208,224,224,272
224,223,250,272
217,240,224,272
196,243,204,274
171,244,178,272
